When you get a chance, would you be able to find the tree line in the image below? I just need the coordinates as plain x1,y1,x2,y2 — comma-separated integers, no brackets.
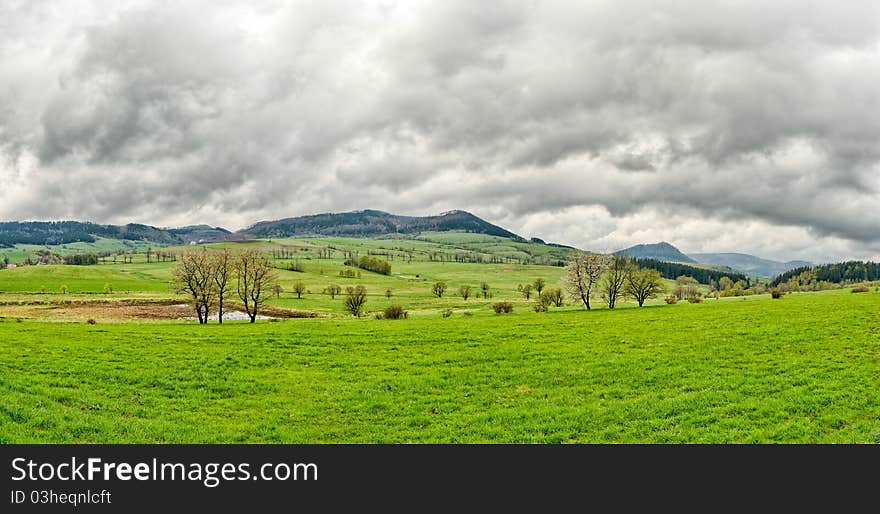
770,261,880,287
632,258,750,286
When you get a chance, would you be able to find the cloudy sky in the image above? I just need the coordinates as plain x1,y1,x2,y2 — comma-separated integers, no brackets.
1,1,879,262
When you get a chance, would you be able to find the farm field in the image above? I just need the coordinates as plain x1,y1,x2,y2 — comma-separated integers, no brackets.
1,290,879,443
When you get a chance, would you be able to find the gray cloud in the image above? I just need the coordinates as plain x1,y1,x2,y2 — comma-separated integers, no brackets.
1,0,880,263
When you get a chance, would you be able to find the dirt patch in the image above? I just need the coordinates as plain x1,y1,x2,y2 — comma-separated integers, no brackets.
54,301,193,320
0,298,324,321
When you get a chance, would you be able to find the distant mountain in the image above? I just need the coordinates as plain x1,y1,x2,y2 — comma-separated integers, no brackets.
0,221,185,247
240,209,522,239
0,210,521,247
690,253,812,279
614,242,696,263
168,225,232,244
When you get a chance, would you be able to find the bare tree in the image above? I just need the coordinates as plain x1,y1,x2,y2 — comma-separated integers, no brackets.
480,282,491,298
626,268,666,307
432,282,447,298
564,251,610,310
459,285,472,300
344,285,367,316
274,284,283,298
293,280,306,299
521,283,533,300
173,249,217,324
234,249,277,323
602,256,632,309
211,248,232,323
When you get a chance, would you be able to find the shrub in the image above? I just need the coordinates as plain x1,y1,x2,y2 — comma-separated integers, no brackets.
493,302,514,314
385,289,393,299
324,284,342,298
687,295,703,304
441,309,453,318
384,305,408,320
852,285,869,293
533,302,548,313
462,311,473,317
771,289,783,299
103,283,113,294
86,319,97,325
373,312,384,320
664,295,678,304
544,288,564,307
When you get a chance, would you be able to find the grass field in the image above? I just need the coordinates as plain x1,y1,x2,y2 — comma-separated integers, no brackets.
1,234,876,443
1,290,879,443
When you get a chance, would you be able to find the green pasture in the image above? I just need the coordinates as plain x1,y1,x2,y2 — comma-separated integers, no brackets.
1,291,878,443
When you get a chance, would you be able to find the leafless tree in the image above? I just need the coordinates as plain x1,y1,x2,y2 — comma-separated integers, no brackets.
211,248,232,323
344,285,368,316
521,283,533,300
564,251,610,310
626,268,666,307
432,282,447,298
602,256,633,309
235,249,277,323
173,249,217,324
459,285,472,300
293,280,306,299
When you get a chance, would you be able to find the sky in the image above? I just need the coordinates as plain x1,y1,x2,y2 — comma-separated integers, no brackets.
1,1,879,263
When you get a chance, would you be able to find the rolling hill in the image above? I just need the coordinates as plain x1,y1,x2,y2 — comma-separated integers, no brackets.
240,210,521,239
614,242,696,263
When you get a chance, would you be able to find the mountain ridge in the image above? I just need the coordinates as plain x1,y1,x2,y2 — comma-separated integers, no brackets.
614,241,812,278
689,252,812,279
0,210,522,247
237,209,522,239
614,242,697,263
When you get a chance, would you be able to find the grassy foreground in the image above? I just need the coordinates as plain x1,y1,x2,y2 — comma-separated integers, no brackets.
1,291,879,443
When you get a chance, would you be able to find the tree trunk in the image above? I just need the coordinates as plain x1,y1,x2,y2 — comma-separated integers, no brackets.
217,297,223,324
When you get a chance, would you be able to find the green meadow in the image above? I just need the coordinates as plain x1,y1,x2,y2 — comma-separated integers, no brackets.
1,292,879,443
0,233,878,443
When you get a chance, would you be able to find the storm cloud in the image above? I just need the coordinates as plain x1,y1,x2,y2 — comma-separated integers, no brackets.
1,0,880,262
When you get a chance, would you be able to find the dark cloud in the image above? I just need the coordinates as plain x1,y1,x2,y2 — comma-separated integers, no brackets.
1,0,879,262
